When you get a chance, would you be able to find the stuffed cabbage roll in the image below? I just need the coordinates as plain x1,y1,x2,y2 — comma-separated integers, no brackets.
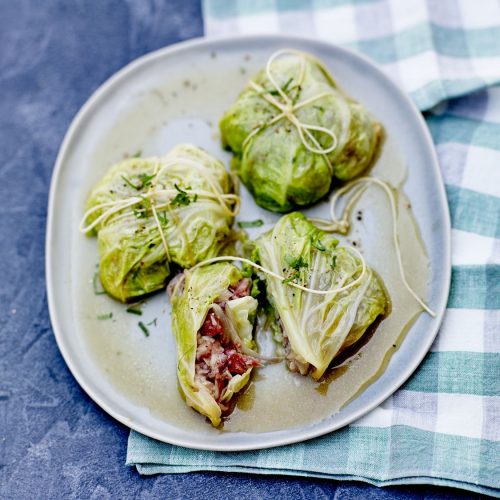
82,144,237,302
254,212,388,379
170,263,261,426
220,50,382,212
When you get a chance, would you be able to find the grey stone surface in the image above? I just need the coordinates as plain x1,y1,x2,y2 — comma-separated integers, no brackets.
0,0,481,498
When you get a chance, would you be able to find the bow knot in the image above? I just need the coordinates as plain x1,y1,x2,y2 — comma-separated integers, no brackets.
283,103,295,117
242,50,339,172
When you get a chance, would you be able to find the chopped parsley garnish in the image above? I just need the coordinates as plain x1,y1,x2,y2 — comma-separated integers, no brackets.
136,172,155,189
264,77,296,97
237,219,264,228
287,255,308,271
283,255,308,284
121,174,140,190
132,195,152,219
126,306,142,316
121,173,155,191
132,207,147,219
97,312,113,320
281,77,294,93
93,272,107,295
170,184,197,207
157,211,168,225
138,321,150,337
132,150,142,158
330,255,337,270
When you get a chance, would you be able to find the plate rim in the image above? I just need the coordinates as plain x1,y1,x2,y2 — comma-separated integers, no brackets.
45,33,451,451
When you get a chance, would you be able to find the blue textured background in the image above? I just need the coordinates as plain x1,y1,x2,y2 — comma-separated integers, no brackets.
0,1,482,498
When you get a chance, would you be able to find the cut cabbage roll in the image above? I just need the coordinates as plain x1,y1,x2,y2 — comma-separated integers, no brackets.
82,144,237,302
170,263,260,426
220,50,382,212
254,212,388,379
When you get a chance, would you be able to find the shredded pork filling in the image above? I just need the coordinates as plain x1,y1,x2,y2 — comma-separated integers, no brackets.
194,279,259,412
283,334,310,376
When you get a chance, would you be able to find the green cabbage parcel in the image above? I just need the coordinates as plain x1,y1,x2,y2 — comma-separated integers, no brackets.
170,263,260,427
82,144,237,302
254,212,388,379
220,51,382,212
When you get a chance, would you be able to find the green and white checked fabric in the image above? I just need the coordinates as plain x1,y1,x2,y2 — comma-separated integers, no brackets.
127,1,500,495
203,0,500,110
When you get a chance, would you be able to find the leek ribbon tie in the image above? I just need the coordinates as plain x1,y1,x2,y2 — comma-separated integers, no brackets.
243,50,339,171
79,156,240,262
311,176,436,317
186,251,367,298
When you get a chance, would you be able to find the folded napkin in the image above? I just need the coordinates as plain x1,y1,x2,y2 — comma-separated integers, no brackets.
128,0,500,495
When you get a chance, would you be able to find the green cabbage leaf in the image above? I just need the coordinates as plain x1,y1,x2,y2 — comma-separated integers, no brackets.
254,212,388,379
171,263,258,426
83,144,236,302
220,52,382,212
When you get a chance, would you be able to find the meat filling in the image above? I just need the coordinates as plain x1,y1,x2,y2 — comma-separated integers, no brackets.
283,335,310,376
194,279,259,412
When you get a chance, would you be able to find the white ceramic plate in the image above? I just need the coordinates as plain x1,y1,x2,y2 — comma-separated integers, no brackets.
46,35,451,451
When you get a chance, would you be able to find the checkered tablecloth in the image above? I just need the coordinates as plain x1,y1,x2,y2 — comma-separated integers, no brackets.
128,1,500,495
